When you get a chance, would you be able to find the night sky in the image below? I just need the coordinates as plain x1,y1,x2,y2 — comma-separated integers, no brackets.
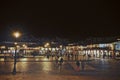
0,0,120,41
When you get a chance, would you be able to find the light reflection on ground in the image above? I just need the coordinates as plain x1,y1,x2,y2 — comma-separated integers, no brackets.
42,62,52,71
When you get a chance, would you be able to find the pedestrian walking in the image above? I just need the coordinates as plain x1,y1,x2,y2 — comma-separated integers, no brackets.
55,56,59,67
47,55,49,59
59,57,63,65
76,60,80,71
59,57,64,71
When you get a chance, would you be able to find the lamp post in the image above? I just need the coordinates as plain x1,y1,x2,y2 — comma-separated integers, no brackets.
12,31,21,75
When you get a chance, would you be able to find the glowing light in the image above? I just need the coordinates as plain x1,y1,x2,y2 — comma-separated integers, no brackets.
52,48,55,51
35,58,39,61
23,44,27,48
21,58,28,61
44,42,50,47
14,42,17,45
0,46,5,49
16,45,20,48
13,31,21,38
60,45,62,48
49,48,51,50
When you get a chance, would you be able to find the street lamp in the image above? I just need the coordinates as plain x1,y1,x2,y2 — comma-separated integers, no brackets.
12,31,21,75
13,32,21,38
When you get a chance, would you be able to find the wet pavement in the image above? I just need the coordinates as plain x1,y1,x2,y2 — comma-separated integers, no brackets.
0,56,120,80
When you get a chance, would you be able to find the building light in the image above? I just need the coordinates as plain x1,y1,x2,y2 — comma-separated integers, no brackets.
1,46,6,49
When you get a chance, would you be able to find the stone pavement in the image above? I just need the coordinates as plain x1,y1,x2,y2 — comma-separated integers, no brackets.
0,71,120,80
0,57,120,80
68,61,96,72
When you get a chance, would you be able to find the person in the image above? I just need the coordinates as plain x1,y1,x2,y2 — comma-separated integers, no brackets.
59,57,63,65
76,60,80,71
88,54,91,60
103,53,106,59
55,56,59,66
68,54,70,60
47,55,49,59
4,54,7,64
59,57,64,71
81,61,85,71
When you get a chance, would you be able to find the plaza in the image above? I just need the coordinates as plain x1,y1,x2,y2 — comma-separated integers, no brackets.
0,55,120,80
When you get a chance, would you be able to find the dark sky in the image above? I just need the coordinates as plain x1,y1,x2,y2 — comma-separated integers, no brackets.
0,0,120,40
